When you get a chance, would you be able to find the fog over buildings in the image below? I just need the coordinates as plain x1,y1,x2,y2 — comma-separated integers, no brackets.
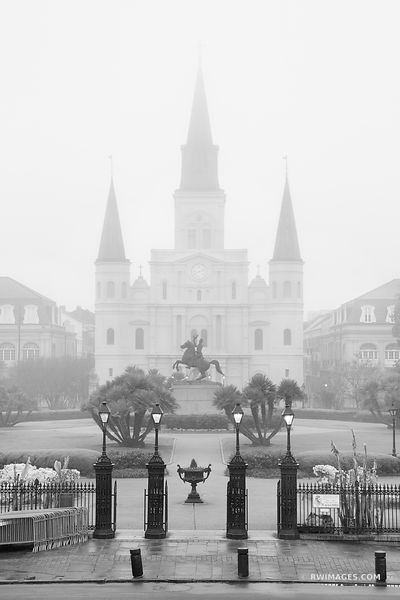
0,1,399,317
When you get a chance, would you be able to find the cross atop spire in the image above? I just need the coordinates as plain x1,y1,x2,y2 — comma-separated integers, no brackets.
179,65,220,191
271,176,302,262
97,178,128,263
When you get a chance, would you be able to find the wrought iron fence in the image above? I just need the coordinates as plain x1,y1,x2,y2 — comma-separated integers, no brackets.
0,481,118,531
297,482,400,534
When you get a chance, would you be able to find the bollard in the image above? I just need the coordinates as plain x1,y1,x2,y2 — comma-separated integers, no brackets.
238,547,249,578
375,550,386,584
130,548,143,578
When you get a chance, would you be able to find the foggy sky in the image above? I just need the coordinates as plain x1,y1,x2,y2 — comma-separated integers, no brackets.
0,0,399,315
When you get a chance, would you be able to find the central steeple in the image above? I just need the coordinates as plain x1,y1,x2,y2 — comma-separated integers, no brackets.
179,66,220,191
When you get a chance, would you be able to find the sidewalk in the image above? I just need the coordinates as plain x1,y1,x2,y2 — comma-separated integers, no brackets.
1,530,400,584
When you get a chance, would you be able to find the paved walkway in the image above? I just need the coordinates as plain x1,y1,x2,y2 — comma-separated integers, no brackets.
1,530,400,584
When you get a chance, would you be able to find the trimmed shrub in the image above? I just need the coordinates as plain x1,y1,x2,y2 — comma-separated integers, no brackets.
292,408,388,424
24,409,90,422
162,414,230,430
234,447,400,478
0,448,98,477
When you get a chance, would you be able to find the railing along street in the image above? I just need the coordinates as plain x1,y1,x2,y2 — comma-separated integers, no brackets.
295,481,400,534
0,481,117,531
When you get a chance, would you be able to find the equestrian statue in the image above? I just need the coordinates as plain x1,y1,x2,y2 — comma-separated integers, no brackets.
172,334,225,381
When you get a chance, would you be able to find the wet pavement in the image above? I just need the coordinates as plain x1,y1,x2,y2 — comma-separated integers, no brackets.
1,530,400,584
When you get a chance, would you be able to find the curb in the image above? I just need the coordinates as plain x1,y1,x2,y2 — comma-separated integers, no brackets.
0,578,399,586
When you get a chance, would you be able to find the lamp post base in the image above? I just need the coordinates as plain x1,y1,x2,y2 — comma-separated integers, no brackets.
145,529,166,539
93,528,115,539
226,529,248,540
278,529,299,540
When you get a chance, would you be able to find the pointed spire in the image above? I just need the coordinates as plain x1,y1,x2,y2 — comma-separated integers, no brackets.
97,178,127,262
179,66,220,191
186,66,213,147
271,176,302,262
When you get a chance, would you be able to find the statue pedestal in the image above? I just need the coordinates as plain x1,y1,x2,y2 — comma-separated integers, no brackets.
172,381,222,415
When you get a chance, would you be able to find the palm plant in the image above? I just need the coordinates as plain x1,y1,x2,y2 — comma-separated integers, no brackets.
359,380,383,421
213,384,257,444
243,374,277,444
87,366,177,447
277,379,303,407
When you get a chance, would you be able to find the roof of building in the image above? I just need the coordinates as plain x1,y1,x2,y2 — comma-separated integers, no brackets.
249,274,268,287
0,277,54,304
352,279,400,302
271,177,302,262
66,306,95,324
97,178,128,262
132,275,149,289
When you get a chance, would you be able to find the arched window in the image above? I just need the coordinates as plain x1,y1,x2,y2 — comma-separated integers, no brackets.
216,316,222,350
23,342,39,360
272,282,277,299
254,328,263,350
197,290,202,301
135,328,144,350
107,281,115,298
283,328,292,346
385,343,400,361
203,229,211,248
200,329,208,347
162,280,167,300
0,343,15,361
188,229,196,249
121,282,127,298
97,281,101,298
232,281,237,300
283,281,292,298
359,343,377,360
106,328,114,345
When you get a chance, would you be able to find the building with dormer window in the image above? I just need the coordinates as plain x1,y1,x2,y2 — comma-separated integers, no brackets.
304,279,400,388
95,68,304,388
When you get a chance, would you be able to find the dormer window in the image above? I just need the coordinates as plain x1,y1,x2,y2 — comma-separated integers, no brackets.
386,305,395,324
360,305,376,323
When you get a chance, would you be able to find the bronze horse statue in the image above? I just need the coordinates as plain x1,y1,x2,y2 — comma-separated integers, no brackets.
172,339,224,381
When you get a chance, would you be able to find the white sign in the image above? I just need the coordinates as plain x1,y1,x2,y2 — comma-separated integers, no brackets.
312,494,340,509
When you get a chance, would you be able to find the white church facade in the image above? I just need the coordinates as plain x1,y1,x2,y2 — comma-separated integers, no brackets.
95,68,304,389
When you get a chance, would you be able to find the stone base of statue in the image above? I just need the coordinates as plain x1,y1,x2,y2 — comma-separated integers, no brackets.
172,380,222,415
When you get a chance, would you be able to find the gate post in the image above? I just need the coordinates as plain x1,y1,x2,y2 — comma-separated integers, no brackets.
278,402,299,540
93,402,115,539
93,453,115,539
226,404,248,539
145,404,167,539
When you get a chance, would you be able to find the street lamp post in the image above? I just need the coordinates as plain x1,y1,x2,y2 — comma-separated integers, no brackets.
226,403,248,540
389,403,399,457
145,403,167,539
278,401,299,540
93,401,115,539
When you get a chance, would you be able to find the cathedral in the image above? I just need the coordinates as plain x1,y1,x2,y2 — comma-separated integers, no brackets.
94,68,304,389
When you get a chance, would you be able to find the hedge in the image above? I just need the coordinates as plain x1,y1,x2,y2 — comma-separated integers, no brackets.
0,447,164,478
162,414,229,430
235,448,400,477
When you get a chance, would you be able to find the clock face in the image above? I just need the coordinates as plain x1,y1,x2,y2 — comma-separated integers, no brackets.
191,263,207,281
